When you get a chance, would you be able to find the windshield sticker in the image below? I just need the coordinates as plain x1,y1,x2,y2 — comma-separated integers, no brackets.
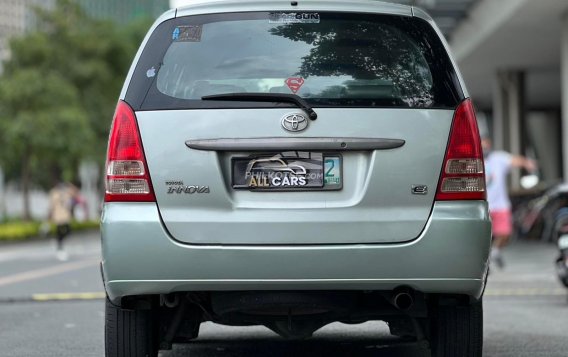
269,13,320,24
146,66,156,78
285,77,305,94
172,25,202,42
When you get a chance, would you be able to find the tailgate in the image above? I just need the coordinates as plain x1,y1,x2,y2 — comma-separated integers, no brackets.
137,108,453,245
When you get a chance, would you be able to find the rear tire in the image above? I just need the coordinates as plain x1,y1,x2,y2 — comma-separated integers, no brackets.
430,299,483,357
105,297,158,357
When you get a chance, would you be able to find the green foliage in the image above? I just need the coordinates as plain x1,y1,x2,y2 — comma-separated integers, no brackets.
69,220,100,231
2,0,151,165
0,69,93,172
0,221,41,241
0,0,152,218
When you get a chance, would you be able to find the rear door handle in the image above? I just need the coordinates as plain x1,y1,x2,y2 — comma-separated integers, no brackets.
185,137,405,151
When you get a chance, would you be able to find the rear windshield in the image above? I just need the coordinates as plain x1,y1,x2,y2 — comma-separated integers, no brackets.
126,12,464,110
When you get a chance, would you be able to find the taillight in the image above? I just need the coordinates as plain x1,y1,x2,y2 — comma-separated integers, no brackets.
435,99,486,201
104,101,155,202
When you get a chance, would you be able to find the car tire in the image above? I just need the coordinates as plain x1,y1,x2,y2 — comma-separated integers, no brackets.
105,297,158,357
430,299,483,357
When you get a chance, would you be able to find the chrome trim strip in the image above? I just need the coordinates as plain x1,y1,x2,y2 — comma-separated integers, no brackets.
186,137,405,151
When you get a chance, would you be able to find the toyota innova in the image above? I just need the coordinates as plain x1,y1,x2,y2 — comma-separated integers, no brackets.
102,1,491,356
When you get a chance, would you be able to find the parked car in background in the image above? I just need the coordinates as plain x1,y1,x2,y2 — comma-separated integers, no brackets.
555,225,568,288
101,1,491,356
517,184,568,242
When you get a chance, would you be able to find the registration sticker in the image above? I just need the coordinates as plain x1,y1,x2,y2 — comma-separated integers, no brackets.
324,157,341,188
269,13,321,24
172,25,203,42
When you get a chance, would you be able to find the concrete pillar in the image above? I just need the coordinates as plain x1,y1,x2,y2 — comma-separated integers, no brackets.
492,75,506,151
79,161,100,221
562,14,568,181
493,70,525,189
527,112,561,182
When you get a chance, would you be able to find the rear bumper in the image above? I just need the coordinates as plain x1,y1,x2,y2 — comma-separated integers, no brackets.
101,201,491,304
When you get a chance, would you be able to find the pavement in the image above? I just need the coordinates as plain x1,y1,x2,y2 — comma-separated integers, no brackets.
0,231,102,300
0,231,567,356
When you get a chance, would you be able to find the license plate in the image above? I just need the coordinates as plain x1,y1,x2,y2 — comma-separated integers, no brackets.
232,152,342,191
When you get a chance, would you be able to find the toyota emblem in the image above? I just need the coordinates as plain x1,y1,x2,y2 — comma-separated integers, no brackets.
281,113,308,132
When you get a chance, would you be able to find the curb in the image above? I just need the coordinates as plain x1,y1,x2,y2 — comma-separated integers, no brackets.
485,288,566,297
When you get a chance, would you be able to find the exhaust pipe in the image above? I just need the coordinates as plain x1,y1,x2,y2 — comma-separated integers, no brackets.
392,288,414,311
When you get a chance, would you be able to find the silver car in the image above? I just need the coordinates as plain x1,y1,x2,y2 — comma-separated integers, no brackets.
101,1,491,356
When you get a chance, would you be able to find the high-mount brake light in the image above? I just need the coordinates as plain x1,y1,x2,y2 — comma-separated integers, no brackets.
104,101,155,202
435,99,486,201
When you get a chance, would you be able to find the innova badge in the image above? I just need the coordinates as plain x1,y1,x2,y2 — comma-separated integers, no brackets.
281,113,308,132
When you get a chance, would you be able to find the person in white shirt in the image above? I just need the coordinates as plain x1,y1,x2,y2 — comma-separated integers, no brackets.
482,137,536,268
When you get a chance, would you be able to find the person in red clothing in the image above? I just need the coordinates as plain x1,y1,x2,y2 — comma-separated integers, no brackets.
482,137,536,268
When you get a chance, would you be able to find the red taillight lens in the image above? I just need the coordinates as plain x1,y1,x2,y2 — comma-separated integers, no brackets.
104,101,155,202
435,99,486,201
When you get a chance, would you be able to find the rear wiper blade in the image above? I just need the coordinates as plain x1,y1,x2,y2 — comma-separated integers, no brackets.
201,93,318,120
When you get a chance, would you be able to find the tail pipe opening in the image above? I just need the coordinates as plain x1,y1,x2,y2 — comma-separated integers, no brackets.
391,287,415,311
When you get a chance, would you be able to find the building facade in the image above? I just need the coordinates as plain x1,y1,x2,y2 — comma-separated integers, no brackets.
0,0,55,72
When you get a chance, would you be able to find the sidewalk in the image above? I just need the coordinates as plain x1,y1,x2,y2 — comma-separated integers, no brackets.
0,230,100,264
486,239,565,296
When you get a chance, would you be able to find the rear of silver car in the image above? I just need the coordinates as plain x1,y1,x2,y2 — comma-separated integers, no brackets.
101,2,491,356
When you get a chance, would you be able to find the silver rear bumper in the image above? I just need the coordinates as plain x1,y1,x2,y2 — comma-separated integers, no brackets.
101,201,491,304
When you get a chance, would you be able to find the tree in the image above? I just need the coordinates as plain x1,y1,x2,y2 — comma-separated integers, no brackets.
27,0,149,160
0,70,92,220
0,0,151,220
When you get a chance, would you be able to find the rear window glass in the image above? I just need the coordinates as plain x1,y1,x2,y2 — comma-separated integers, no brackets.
126,12,463,110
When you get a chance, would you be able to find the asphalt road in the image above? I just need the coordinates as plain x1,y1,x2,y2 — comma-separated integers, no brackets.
0,232,567,357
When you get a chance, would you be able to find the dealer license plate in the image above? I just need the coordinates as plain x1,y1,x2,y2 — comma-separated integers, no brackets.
232,152,342,191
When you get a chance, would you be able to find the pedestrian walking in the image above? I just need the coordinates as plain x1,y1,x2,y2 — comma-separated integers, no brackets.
482,136,537,268
48,181,74,261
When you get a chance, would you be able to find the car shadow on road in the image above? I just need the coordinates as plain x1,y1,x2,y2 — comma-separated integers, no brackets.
163,336,431,357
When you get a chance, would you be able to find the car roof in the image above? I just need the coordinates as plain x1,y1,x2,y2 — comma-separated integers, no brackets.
174,0,415,19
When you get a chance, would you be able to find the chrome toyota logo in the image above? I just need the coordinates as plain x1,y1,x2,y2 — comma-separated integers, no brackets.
281,113,308,132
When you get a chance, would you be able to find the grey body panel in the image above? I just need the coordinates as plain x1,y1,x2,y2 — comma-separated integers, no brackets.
137,108,454,245
101,201,491,304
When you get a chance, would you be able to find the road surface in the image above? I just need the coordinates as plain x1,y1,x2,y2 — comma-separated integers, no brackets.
0,231,567,356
